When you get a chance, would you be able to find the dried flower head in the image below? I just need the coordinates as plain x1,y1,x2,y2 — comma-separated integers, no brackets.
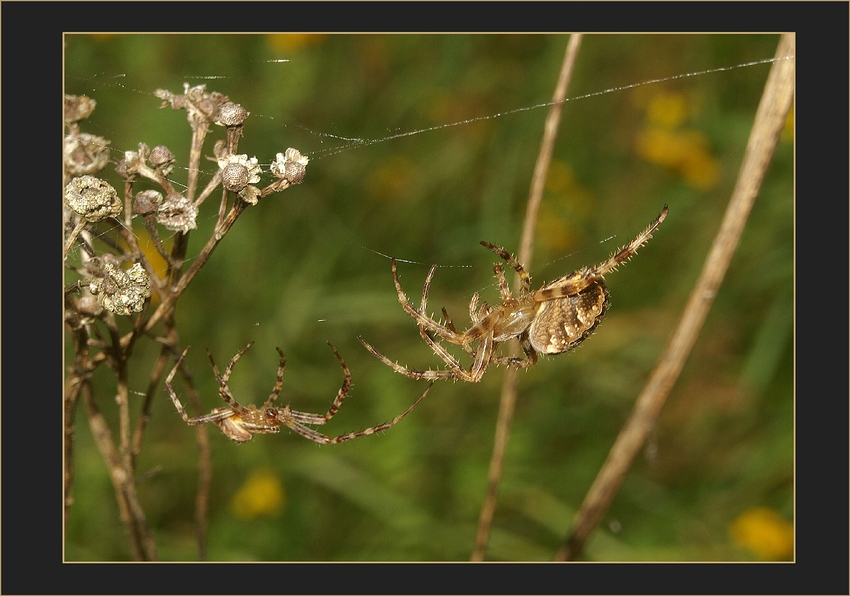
155,84,231,130
218,154,262,189
133,190,163,216
217,154,263,204
215,102,249,127
64,94,97,124
64,133,111,176
157,193,198,233
148,145,176,176
64,176,121,222
270,148,309,185
89,259,151,316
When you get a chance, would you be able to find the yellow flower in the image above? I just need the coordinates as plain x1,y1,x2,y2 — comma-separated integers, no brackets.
634,91,720,191
266,34,327,53
645,91,689,129
635,127,719,191
730,506,793,560
230,469,286,520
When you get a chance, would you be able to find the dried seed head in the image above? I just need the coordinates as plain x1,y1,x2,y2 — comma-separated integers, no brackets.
64,95,97,124
64,133,112,176
157,193,198,233
221,163,249,192
215,102,249,127
64,176,121,222
270,148,309,185
218,154,262,202
133,190,163,216
156,84,231,129
89,259,151,316
148,145,176,176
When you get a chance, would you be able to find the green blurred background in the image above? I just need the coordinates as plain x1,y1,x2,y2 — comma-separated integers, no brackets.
64,34,793,561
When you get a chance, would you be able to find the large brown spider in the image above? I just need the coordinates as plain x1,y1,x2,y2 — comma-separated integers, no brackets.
165,341,432,444
359,205,668,383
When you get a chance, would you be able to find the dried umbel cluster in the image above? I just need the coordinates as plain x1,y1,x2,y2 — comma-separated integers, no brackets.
63,86,309,317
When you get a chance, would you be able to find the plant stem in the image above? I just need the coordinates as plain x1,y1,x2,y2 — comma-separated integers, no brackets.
555,32,794,561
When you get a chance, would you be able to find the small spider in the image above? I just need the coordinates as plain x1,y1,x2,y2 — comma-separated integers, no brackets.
165,341,432,444
359,205,668,383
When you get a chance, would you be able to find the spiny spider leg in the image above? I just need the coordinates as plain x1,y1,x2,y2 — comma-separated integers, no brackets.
419,265,480,362
479,242,532,295
283,381,435,445
285,342,351,426
532,204,669,302
390,259,467,345
261,347,287,410
166,347,237,426
207,341,255,414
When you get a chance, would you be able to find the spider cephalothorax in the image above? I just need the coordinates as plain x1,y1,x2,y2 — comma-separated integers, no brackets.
166,341,431,444
360,205,668,383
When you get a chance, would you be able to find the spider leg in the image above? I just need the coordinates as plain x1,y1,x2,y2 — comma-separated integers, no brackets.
261,347,287,410
391,259,465,345
488,333,539,369
207,343,253,414
418,264,444,342
534,205,669,301
418,266,480,362
359,336,471,381
283,382,434,445
165,347,238,426
287,341,353,426
592,204,668,276
493,263,514,303
480,241,531,294
359,334,491,383
165,347,195,424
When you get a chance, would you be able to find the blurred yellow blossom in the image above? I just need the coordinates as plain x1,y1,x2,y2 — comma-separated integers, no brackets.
537,160,595,254
634,91,720,191
266,34,326,53
231,468,286,520
730,506,793,560
646,91,689,129
137,233,169,282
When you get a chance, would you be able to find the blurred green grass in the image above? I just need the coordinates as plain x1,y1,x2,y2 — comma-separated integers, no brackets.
64,34,793,561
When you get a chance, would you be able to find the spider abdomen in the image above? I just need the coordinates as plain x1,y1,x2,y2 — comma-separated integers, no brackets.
529,280,610,355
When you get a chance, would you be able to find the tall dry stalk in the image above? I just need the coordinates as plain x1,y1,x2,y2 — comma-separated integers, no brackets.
472,33,584,561
555,32,794,561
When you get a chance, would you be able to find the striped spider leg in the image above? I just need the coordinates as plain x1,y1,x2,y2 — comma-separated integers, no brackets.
360,205,668,383
166,341,431,444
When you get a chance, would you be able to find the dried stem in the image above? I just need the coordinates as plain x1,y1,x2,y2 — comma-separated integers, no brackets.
165,344,213,559
64,330,90,525
82,382,158,560
471,33,583,561
555,33,794,561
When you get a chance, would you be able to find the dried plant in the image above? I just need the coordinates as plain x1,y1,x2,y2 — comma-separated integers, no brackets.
63,85,310,560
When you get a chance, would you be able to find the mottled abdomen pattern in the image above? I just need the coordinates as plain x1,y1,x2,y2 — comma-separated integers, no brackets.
529,278,609,355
